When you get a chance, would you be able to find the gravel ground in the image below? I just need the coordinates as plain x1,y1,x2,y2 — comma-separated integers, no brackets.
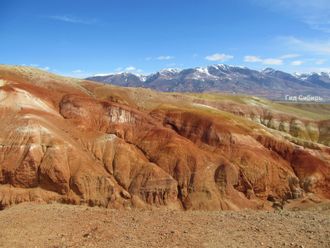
0,203,329,248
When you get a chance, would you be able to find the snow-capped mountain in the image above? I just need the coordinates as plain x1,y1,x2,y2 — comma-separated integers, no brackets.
87,72,146,87
294,72,330,89
86,65,330,101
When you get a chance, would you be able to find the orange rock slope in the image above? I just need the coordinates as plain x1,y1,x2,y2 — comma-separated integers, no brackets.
0,65,329,210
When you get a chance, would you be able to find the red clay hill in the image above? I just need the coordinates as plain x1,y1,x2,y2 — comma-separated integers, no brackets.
0,65,329,210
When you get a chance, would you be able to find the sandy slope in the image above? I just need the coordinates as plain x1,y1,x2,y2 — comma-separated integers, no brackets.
0,203,329,248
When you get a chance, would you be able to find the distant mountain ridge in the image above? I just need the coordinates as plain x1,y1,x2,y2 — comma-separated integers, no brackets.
86,65,330,101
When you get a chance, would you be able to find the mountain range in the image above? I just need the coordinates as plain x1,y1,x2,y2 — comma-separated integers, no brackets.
87,64,330,101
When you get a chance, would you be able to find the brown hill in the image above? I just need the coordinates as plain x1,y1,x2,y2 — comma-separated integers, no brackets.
0,65,329,210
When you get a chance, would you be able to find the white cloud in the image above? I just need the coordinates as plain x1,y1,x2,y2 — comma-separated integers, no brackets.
93,73,113,76
48,15,96,25
205,53,234,62
156,56,174,60
280,36,330,54
244,56,283,65
146,56,175,61
244,56,262,62
72,69,83,73
263,58,283,65
315,59,327,65
280,54,300,59
117,66,143,73
125,66,136,71
93,66,143,76
291,60,304,66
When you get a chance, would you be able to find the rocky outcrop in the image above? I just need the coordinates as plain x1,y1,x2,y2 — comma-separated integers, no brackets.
192,98,329,146
152,108,328,203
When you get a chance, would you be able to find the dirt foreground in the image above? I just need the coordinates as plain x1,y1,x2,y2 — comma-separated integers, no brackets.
0,203,329,248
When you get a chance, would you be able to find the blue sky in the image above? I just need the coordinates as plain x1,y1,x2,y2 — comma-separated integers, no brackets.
1,0,330,77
